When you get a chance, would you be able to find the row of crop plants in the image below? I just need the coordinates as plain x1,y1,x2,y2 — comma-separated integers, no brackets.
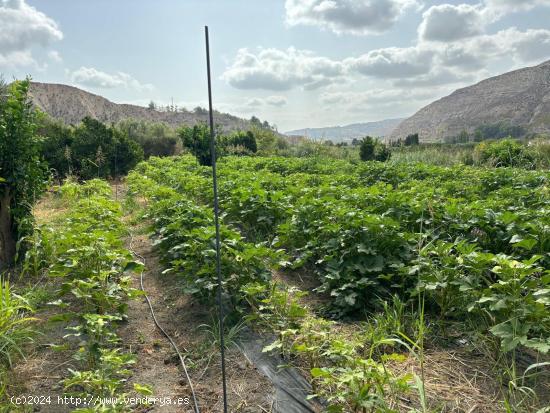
0,279,35,411
128,155,549,412
127,159,423,411
3,179,149,412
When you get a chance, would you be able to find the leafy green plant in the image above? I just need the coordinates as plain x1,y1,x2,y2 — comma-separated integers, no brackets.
63,348,135,412
0,279,35,368
311,351,411,413
0,78,47,267
25,178,151,409
360,136,391,162
474,139,535,168
151,198,275,306
241,281,307,331
178,123,214,166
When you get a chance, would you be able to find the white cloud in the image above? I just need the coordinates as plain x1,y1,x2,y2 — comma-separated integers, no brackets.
346,46,434,78
0,50,35,70
222,2,550,124
423,27,550,69
392,68,478,87
436,44,485,71
69,67,154,91
484,0,550,14
472,27,550,64
318,87,440,120
419,4,485,42
0,0,62,53
265,95,288,106
223,23,550,96
241,95,288,112
244,97,265,108
48,50,62,62
320,88,435,105
0,0,62,70
285,0,420,35
418,1,550,44
346,26,550,84
221,47,344,90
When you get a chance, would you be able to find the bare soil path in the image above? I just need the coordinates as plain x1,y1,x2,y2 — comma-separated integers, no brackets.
119,214,274,412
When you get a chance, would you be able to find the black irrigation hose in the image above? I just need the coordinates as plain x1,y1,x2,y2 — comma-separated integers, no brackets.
128,235,201,413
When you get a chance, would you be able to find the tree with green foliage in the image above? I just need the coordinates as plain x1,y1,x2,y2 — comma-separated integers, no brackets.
223,130,258,154
140,135,178,158
115,119,179,159
360,136,376,160
38,116,74,178
178,123,214,166
475,122,525,141
251,126,288,153
250,115,261,128
404,133,419,146
111,128,144,176
0,79,46,268
70,117,143,179
359,136,391,162
71,117,114,178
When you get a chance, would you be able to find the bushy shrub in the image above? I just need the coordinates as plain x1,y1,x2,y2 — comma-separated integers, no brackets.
404,133,419,146
446,122,526,143
141,136,178,158
474,138,535,168
111,129,144,176
529,137,550,168
115,119,179,158
38,117,74,178
223,130,257,153
360,136,391,162
70,117,143,179
178,123,213,166
39,116,143,179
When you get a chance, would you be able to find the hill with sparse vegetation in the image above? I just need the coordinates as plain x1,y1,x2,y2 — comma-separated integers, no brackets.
390,60,550,142
28,82,255,131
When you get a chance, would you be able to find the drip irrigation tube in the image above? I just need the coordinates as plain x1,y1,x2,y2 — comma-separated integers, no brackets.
128,235,201,413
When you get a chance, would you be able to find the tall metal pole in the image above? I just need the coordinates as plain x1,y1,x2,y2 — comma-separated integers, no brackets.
205,25,228,413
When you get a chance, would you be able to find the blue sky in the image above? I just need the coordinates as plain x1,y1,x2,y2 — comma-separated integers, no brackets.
1,0,550,131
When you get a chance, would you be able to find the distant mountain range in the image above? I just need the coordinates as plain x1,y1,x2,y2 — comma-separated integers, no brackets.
391,60,550,142
28,82,252,131
285,118,404,142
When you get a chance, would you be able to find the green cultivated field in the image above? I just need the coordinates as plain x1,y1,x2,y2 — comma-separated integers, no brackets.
124,155,550,412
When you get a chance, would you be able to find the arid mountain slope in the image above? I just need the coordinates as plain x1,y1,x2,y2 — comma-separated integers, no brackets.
390,60,550,142
28,82,251,131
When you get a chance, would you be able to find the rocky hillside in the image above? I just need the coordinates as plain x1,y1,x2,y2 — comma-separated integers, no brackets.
286,118,403,142
390,60,550,142
28,82,251,131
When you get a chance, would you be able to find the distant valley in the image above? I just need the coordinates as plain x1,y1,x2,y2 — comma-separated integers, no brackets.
285,118,404,142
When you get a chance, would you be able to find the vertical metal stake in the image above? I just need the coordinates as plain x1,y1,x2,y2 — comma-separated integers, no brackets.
205,25,228,413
